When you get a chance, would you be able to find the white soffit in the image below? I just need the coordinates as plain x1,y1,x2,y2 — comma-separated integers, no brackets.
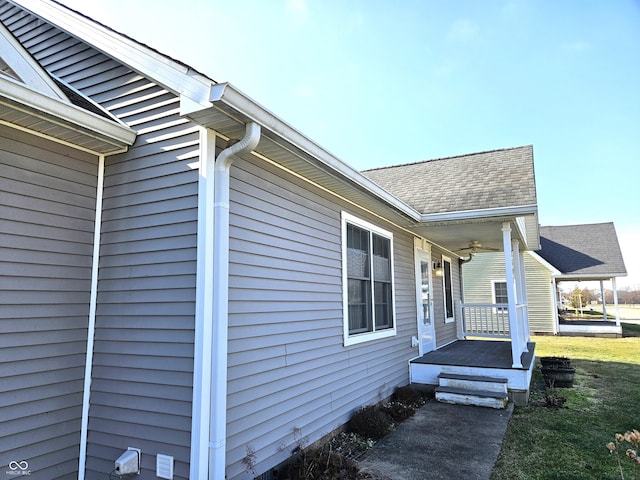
0,75,136,153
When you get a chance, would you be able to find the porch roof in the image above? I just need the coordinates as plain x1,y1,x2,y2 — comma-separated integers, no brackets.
538,223,627,281
362,146,537,215
362,146,540,252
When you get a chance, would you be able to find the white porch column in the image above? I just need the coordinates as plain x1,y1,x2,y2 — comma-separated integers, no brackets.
600,280,607,321
550,277,559,334
512,240,529,348
502,222,523,368
612,277,621,326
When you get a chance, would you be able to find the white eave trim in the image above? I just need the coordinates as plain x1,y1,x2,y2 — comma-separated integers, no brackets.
187,82,422,222
10,0,214,107
0,18,66,99
419,204,538,223
552,273,628,281
0,75,136,151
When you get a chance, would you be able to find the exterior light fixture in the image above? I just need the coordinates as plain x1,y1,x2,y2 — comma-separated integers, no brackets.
433,261,443,277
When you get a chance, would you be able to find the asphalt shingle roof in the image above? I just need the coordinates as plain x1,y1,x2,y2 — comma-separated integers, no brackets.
362,145,537,215
537,223,627,277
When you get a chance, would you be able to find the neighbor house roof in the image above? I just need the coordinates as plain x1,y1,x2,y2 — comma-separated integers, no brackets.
362,145,537,215
537,223,627,280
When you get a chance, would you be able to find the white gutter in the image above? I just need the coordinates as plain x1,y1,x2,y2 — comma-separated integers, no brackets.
419,204,538,223
78,154,105,480
209,122,260,480
198,83,421,222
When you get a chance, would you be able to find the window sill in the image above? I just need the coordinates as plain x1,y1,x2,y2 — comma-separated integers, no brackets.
344,327,396,346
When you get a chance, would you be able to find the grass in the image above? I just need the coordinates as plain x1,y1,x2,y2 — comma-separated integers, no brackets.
491,334,640,480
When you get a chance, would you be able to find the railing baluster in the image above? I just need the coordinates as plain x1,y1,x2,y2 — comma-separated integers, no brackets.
458,303,513,339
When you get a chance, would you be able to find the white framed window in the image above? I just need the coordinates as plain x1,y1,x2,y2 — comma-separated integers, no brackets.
342,212,396,346
492,280,508,305
442,255,454,323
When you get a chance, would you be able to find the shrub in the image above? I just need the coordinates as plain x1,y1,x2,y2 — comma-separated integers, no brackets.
278,447,360,480
393,385,426,408
349,405,392,440
381,401,415,422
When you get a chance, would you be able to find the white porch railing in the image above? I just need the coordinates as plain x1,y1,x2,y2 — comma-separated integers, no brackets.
457,301,530,368
456,302,510,338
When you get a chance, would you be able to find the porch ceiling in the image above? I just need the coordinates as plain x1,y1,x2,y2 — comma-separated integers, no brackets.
407,213,540,254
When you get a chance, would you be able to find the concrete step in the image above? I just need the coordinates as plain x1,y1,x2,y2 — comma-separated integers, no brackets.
435,386,509,409
438,373,508,394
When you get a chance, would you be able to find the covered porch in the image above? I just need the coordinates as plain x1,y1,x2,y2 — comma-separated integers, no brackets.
555,277,623,337
410,221,537,407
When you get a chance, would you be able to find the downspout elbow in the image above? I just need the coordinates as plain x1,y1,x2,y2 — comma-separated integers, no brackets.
215,122,261,172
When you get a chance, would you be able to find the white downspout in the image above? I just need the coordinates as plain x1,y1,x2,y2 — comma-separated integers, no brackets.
78,154,105,480
210,122,260,479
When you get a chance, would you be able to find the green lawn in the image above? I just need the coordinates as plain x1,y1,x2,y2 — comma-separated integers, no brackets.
491,332,640,480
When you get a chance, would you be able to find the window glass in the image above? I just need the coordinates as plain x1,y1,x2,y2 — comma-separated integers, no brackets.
343,214,395,342
443,258,453,320
494,281,508,305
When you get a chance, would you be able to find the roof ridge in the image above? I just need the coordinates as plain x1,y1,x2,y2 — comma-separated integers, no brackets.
541,222,614,229
362,144,533,173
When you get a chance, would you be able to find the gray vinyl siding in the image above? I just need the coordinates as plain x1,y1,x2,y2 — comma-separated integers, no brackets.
523,254,555,333
91,88,198,478
225,157,417,479
1,7,199,479
431,249,459,347
462,252,556,334
0,125,96,480
462,253,507,304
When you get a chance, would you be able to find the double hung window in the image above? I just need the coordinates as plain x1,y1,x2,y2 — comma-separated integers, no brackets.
342,212,395,345
493,281,508,311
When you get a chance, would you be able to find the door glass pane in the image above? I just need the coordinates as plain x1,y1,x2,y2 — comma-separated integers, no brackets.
444,259,453,318
420,260,430,325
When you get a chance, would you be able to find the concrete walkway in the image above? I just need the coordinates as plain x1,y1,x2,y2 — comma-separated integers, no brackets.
358,401,513,480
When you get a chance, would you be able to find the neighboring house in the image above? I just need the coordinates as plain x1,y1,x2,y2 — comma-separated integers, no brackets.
463,222,627,336
0,1,539,479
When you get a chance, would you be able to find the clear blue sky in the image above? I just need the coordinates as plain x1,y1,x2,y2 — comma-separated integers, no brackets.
61,0,640,289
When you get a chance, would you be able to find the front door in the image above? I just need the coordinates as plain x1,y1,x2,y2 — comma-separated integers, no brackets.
416,249,435,355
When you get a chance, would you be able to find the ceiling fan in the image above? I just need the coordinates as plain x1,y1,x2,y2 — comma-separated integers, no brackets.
454,240,499,254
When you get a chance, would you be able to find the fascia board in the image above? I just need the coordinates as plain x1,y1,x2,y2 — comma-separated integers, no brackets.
1,75,136,148
420,205,538,223
10,0,213,107
206,82,422,222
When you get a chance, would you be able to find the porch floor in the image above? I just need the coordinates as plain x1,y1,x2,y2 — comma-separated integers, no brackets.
559,318,617,326
411,339,536,370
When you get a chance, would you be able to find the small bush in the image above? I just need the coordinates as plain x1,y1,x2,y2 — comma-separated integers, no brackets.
349,405,392,440
278,447,360,480
381,401,415,422
393,385,426,408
